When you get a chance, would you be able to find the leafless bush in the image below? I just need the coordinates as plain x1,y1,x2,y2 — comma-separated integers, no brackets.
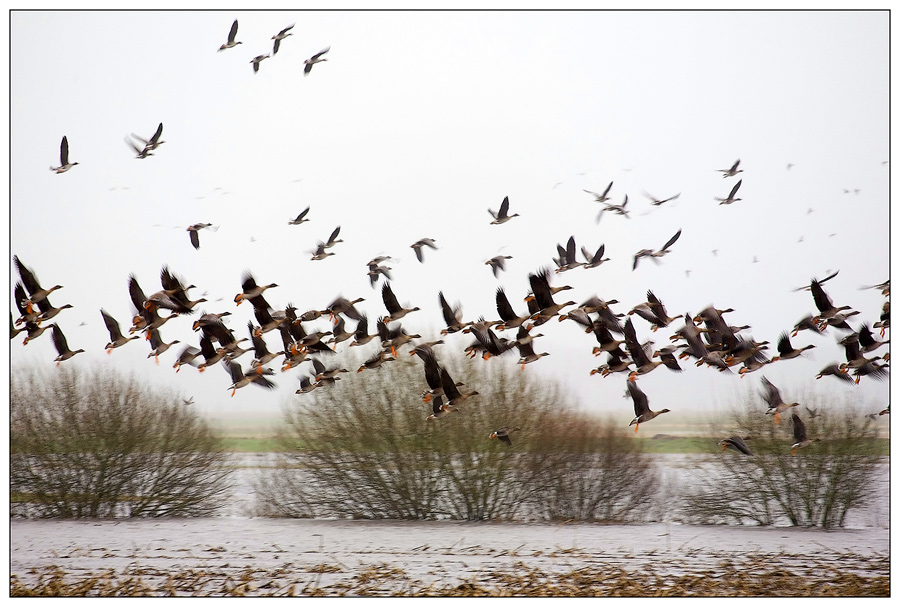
679,392,881,528
255,350,661,522
11,365,232,518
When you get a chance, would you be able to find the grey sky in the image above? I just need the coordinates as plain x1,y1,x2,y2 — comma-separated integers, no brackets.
8,10,890,421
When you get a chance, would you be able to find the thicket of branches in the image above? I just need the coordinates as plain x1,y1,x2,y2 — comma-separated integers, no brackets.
11,366,232,518
679,392,882,528
254,351,661,521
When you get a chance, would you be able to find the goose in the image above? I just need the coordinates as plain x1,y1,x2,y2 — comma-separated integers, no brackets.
224,360,277,396
590,348,631,377
426,395,457,421
760,376,800,423
596,194,630,223
288,206,310,225
327,315,356,346
495,287,530,331
623,317,679,380
583,181,613,203
791,314,824,337
146,329,180,365
250,54,270,73
125,135,153,159
791,270,840,293
235,272,278,306
770,331,815,362
715,179,742,205
50,324,84,365
35,297,73,324
717,158,743,178
633,229,681,270
643,191,681,206
186,223,214,250
719,435,752,455
628,290,677,331
13,283,39,326
130,122,164,154
515,339,549,370
379,321,420,357
489,426,522,446
790,413,820,455
311,357,350,383
10,313,23,340
22,321,54,345
357,350,395,372
14,256,63,311
172,345,202,372
159,266,205,312
815,362,853,383
197,333,228,373
248,321,284,367
489,196,519,224
581,243,609,269
349,315,379,347
849,360,889,384
218,19,241,51
296,375,319,395
626,379,670,432
50,136,78,173
322,225,343,248
367,263,392,286
411,238,438,263
271,23,294,54
101,308,140,353
486,255,513,277
381,282,420,323
858,324,889,353
304,46,330,75
554,236,583,273
439,291,468,334
439,366,479,411
527,269,575,323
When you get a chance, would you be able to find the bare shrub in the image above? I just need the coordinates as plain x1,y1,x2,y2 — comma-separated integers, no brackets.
11,365,232,518
679,392,881,528
255,350,661,522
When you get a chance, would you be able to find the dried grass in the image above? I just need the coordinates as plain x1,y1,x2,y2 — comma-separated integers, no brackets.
10,552,889,597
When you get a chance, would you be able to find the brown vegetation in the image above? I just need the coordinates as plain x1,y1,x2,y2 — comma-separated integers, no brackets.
11,365,232,517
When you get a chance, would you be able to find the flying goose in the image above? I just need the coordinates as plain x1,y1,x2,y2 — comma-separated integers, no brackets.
304,46,330,75
50,136,78,173
218,19,242,51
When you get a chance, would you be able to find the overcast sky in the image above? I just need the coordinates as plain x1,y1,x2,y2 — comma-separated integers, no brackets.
7,10,891,425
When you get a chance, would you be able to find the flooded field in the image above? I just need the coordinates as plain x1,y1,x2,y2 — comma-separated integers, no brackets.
10,455,891,597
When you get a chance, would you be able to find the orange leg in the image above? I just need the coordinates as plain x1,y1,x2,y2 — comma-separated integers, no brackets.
633,423,639,433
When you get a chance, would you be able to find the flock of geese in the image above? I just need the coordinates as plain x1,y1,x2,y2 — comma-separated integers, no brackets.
16,19,890,455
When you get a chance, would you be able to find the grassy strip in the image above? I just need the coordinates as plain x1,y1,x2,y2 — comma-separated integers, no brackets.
11,554,890,597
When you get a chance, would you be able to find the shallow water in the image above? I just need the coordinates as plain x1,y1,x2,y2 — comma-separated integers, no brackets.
10,454,891,596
